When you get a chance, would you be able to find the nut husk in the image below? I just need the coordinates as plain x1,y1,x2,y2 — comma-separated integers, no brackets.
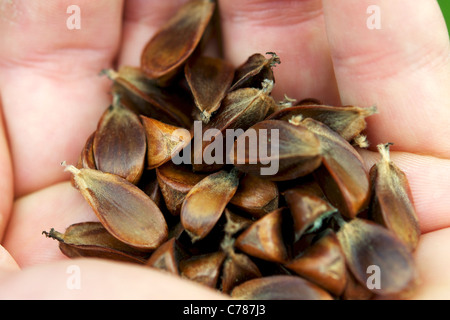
231,275,334,300
181,169,240,241
235,208,289,263
268,104,377,141
229,174,279,218
146,237,188,274
300,117,370,218
337,218,418,298
42,222,150,264
283,188,336,242
93,95,146,184
185,55,234,123
141,0,215,83
285,229,347,297
230,52,280,91
369,143,420,251
179,251,227,288
65,165,168,251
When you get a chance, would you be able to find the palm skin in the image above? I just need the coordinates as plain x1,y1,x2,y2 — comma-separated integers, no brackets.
0,0,450,299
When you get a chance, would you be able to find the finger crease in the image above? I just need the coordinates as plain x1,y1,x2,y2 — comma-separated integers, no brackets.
333,41,450,81
220,1,323,28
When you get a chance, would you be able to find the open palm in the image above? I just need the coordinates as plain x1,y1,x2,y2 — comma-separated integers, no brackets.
1,0,449,299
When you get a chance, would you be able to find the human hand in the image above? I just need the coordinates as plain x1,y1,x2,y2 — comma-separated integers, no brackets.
0,0,449,299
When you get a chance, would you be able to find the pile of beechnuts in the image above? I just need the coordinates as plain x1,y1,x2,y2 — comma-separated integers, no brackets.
43,0,420,300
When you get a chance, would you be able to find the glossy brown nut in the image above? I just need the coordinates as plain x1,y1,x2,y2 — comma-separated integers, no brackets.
230,275,334,300
179,251,227,288
93,95,146,185
235,208,288,263
146,237,188,274
285,229,347,297
369,143,420,251
141,0,215,83
221,252,262,294
72,132,97,187
185,55,234,123
104,67,194,128
65,165,168,251
77,131,96,170
231,119,322,181
337,218,418,298
156,162,208,215
229,174,279,218
140,116,191,170
268,104,377,141
42,222,150,264
230,52,280,91
283,189,336,242
180,169,240,242
300,117,370,218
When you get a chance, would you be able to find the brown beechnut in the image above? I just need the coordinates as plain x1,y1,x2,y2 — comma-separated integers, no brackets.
43,0,420,300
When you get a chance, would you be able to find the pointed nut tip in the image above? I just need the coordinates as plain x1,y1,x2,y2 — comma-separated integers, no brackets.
201,111,211,124
370,105,378,113
62,163,81,175
99,68,117,80
266,52,281,66
261,79,274,94
353,135,370,149
377,142,394,162
362,105,379,117
288,115,303,126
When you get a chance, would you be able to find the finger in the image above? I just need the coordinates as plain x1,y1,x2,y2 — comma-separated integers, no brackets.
360,149,450,234
0,98,13,239
410,227,450,300
322,0,450,158
0,258,227,299
3,182,97,267
0,0,124,197
118,0,191,66
219,0,340,103
0,245,20,276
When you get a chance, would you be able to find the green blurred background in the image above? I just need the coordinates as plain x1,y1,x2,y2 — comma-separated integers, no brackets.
438,0,450,35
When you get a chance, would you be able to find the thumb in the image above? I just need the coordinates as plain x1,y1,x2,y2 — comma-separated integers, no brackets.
0,245,20,275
